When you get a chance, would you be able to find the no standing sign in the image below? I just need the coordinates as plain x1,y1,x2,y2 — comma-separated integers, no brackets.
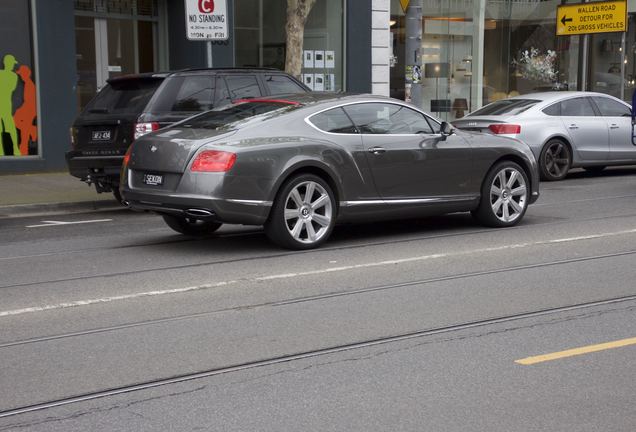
184,0,228,41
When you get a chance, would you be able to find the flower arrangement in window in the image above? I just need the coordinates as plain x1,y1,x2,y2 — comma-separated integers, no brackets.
511,48,558,83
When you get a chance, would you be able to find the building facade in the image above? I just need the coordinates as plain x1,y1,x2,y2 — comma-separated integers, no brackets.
389,0,636,121
1,0,634,174
0,0,373,173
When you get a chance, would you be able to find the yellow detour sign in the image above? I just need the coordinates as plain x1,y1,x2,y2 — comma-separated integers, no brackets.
400,0,410,13
556,0,627,36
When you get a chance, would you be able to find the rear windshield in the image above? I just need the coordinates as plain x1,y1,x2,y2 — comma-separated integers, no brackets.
83,79,162,114
180,101,298,130
469,99,539,116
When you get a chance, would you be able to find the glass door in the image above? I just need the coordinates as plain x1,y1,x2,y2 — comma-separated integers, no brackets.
74,4,159,111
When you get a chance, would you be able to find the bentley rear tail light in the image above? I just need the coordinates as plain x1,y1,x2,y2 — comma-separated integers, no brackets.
122,145,132,168
488,124,521,134
191,150,237,172
134,122,160,140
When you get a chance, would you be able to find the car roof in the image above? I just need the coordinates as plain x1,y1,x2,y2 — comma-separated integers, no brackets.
507,91,622,104
106,72,170,84
105,67,292,84
240,92,372,105
169,67,289,77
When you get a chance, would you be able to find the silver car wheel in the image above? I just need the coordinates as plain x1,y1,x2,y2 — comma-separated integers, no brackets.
489,167,527,223
542,140,571,180
283,180,333,244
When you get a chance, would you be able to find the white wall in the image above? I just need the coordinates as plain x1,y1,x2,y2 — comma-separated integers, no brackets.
371,0,390,95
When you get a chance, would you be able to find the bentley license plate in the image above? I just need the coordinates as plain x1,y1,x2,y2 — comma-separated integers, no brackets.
91,130,112,141
143,173,163,186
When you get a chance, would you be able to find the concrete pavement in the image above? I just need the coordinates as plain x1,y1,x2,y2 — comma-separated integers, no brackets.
0,171,122,219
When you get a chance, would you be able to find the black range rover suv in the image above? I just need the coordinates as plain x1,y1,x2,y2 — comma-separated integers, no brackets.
66,68,309,201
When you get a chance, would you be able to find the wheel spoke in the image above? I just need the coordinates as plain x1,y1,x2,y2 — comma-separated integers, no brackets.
506,170,519,188
490,184,502,196
284,209,298,220
311,194,329,210
511,185,526,197
555,158,568,165
497,171,506,188
290,189,303,208
312,213,331,227
509,199,523,213
305,220,317,242
492,197,503,214
304,182,315,203
290,218,303,240
502,202,510,221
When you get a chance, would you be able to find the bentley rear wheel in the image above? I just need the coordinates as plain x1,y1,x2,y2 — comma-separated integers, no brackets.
265,174,336,250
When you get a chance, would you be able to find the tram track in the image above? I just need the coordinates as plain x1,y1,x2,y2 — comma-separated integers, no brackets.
2,210,636,291
2,248,635,347
1,292,635,419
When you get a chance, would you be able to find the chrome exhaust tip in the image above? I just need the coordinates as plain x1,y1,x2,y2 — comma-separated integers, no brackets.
185,208,215,219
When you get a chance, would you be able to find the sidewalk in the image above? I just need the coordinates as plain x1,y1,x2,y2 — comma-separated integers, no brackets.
0,171,122,219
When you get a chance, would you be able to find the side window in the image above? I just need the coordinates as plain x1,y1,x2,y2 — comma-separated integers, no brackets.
343,103,434,134
265,75,306,94
309,107,357,134
592,97,631,117
560,97,596,116
171,76,215,112
542,103,561,116
224,75,262,100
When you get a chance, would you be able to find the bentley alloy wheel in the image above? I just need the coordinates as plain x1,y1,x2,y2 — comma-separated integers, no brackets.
265,174,336,249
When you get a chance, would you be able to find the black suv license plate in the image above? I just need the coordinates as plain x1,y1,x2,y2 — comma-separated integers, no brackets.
91,130,112,141
143,173,163,186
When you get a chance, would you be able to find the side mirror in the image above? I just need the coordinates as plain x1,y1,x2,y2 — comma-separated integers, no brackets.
440,121,454,140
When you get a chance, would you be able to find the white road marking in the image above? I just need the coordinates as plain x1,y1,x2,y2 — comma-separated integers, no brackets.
26,219,113,228
2,228,636,318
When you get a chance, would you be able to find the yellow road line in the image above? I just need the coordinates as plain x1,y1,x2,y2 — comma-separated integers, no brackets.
516,337,636,365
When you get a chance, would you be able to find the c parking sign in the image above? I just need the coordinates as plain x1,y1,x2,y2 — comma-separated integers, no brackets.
184,0,228,41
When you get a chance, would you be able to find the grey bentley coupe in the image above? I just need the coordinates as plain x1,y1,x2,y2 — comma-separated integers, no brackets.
121,93,540,249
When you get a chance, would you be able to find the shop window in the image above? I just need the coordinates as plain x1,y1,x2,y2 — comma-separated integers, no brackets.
234,0,344,92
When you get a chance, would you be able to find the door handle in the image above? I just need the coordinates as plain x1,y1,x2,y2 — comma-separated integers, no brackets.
568,124,579,129
610,124,620,129
368,146,386,154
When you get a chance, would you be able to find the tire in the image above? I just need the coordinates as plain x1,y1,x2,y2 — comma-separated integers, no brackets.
539,139,571,181
161,214,222,236
112,188,126,206
583,165,606,174
265,174,336,250
472,160,529,228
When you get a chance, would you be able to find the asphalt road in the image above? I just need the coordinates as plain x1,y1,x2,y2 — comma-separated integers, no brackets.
1,167,636,431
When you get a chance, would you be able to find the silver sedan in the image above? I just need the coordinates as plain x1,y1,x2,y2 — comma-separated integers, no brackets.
121,94,539,249
452,91,635,180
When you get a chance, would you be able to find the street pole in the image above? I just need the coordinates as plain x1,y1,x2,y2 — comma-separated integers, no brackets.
207,41,213,68
405,0,422,107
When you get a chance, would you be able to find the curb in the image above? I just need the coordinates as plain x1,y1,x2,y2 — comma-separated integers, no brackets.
0,200,125,219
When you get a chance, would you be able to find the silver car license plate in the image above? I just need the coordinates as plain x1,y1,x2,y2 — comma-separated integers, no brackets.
91,130,112,141
143,174,163,186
